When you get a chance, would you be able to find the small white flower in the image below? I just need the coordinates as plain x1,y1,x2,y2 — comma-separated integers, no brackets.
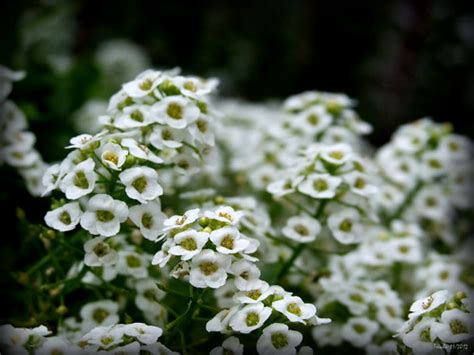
67,133,103,150
122,322,163,344
341,317,379,348
233,281,273,304
204,206,245,225
121,138,163,164
173,75,218,98
327,209,363,244
80,194,128,237
409,290,449,318
344,171,377,197
295,105,332,135
272,296,316,324
256,323,303,355
163,208,200,231
298,173,342,199
83,237,117,267
431,308,471,343
44,202,82,232
119,166,163,203
135,279,165,312
401,317,437,353
36,336,77,355
117,250,149,279
419,150,449,180
231,259,262,291
267,177,299,198
129,201,166,241
122,70,164,98
59,158,97,199
189,115,215,146
319,144,353,166
149,126,185,150
168,230,209,260
189,250,231,288
152,96,200,129
210,336,244,355
210,227,250,254
229,302,272,334
151,239,173,267
98,142,127,170
80,300,119,329
114,105,154,129
282,215,321,243
206,307,240,333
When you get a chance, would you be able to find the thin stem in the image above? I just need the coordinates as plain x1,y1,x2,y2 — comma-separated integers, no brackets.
386,180,423,224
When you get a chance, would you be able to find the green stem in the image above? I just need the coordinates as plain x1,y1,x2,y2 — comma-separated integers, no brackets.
386,180,423,224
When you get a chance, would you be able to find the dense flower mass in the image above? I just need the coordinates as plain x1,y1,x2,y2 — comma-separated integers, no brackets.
1,64,472,355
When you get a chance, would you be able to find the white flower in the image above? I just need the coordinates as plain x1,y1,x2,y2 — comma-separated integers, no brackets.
298,173,342,199
122,70,164,98
42,163,68,196
409,290,449,318
319,144,352,166
233,281,273,304
173,75,219,98
129,201,166,241
122,323,163,344
344,171,377,197
189,115,215,146
59,158,97,199
401,317,437,353
83,237,117,267
36,336,77,355
149,126,185,150
121,138,163,164
210,337,244,355
80,324,124,349
117,250,149,278
231,259,262,291
80,300,119,329
256,323,303,355
267,177,300,198
66,133,103,150
272,296,316,324
295,105,332,135
114,105,154,129
99,142,127,170
327,209,363,244
204,206,245,225
44,202,82,232
163,208,200,231
341,317,379,348
206,307,240,333
431,308,471,343
282,215,321,243
152,96,200,129
229,302,272,334
189,250,231,288
135,279,165,312
210,227,250,254
80,194,128,237
151,239,173,267
168,230,209,260
119,166,163,203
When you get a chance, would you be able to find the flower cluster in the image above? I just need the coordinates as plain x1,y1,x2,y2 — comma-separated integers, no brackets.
0,66,48,196
43,68,219,238
312,278,403,349
268,143,377,245
152,205,260,289
0,323,174,355
396,290,472,354
375,118,472,245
